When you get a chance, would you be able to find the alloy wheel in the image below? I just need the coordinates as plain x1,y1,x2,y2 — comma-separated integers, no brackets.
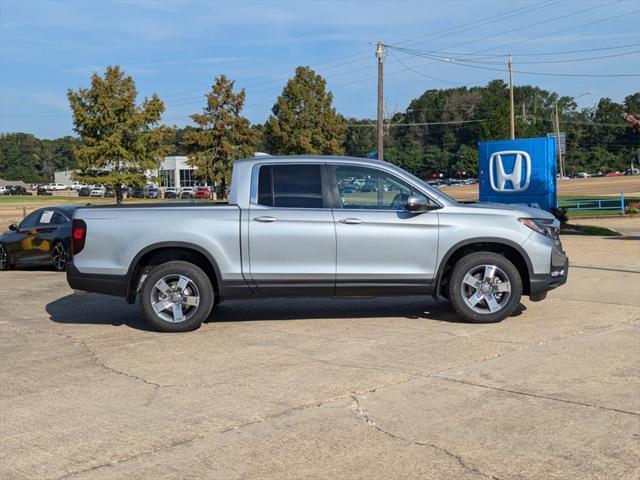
460,264,511,314
150,274,200,323
52,243,68,271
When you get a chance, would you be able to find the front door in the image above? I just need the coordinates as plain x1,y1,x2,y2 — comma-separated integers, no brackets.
248,163,336,296
330,164,440,296
7,209,42,265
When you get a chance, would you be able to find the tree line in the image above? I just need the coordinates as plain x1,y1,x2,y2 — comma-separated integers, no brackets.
0,65,638,201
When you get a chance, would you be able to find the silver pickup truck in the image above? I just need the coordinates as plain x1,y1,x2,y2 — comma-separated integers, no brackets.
67,156,568,332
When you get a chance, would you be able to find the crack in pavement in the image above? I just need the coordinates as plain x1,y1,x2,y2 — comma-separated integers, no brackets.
433,376,640,417
6,315,638,478
55,332,174,388
570,264,640,274
350,394,504,480
51,435,204,480
219,380,413,435
50,380,417,478
550,296,640,307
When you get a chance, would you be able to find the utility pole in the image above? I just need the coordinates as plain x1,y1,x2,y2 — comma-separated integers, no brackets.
375,42,385,160
508,54,515,139
554,100,564,179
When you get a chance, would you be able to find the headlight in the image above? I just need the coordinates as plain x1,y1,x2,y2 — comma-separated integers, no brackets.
518,218,559,240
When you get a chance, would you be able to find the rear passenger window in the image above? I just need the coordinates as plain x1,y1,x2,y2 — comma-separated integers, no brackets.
50,212,68,225
257,164,323,208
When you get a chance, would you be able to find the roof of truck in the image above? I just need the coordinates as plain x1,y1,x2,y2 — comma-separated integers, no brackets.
237,155,389,166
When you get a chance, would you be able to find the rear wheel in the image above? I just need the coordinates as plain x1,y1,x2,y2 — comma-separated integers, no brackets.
140,260,214,332
52,242,68,272
448,252,522,323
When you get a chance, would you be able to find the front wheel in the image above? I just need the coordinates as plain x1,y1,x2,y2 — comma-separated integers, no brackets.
448,252,522,323
140,260,214,332
0,244,11,271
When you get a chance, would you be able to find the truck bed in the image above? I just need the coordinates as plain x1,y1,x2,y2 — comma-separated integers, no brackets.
72,204,242,278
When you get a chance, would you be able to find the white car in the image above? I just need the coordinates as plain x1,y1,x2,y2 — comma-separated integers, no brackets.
164,187,180,198
71,181,87,190
180,187,196,198
46,183,68,191
90,186,105,197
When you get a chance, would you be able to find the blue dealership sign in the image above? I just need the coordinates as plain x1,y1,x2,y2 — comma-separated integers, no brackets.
478,136,557,212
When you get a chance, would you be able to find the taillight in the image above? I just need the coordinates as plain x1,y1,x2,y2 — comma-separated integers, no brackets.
71,219,87,255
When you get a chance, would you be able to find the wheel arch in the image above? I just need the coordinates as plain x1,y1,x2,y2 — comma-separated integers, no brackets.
436,237,533,297
125,242,222,304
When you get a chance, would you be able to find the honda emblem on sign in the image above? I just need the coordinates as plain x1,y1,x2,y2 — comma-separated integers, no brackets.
489,150,531,192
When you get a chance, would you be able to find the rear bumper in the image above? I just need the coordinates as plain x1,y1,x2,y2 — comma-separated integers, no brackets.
529,243,569,301
66,261,128,298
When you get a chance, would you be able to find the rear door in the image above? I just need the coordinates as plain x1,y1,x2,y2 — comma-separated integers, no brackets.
330,164,440,296
248,163,336,296
32,210,68,264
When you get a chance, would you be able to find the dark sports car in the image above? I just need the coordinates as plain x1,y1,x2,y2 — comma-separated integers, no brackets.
0,205,77,271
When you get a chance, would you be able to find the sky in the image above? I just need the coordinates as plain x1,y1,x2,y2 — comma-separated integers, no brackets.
1,0,639,139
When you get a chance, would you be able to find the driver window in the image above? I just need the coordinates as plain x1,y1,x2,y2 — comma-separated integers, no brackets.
334,165,424,210
19,210,41,230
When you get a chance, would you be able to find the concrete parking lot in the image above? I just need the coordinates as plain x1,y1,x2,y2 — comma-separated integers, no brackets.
1,220,639,480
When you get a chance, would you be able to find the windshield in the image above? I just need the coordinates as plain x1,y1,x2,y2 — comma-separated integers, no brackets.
385,163,459,205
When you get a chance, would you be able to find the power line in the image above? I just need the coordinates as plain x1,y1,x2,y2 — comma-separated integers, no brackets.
410,43,640,58
396,0,561,48
154,1,562,106
393,48,640,65
386,50,459,85
330,2,635,91
528,116,634,127
381,3,638,85
387,45,640,77
149,1,570,109
346,119,487,127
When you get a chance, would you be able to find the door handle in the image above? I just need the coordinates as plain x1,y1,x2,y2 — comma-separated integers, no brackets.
338,218,363,225
254,216,277,223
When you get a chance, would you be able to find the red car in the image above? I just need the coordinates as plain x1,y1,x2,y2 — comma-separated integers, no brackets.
193,187,211,199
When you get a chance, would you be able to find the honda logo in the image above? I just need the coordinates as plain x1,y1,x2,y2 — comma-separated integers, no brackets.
489,150,531,192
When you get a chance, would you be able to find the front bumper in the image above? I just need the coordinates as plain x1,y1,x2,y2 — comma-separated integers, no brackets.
528,242,569,301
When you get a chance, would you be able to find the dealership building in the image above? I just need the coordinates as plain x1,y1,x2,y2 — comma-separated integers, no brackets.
53,156,199,188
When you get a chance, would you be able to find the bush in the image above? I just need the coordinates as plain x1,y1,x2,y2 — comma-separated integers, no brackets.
552,207,569,223
625,201,640,215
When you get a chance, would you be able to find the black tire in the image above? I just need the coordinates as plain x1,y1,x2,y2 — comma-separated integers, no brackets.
448,251,522,324
52,241,69,272
140,260,214,332
0,244,12,271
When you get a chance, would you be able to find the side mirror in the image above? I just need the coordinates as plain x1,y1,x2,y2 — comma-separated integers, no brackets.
406,195,437,213
9,223,18,231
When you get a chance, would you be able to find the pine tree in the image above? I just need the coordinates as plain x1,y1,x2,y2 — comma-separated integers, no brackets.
264,66,346,155
67,65,170,204
182,75,257,198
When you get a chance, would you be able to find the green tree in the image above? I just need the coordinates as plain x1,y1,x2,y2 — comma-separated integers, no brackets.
343,118,377,157
182,75,258,199
67,65,170,204
0,133,42,182
264,66,346,155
